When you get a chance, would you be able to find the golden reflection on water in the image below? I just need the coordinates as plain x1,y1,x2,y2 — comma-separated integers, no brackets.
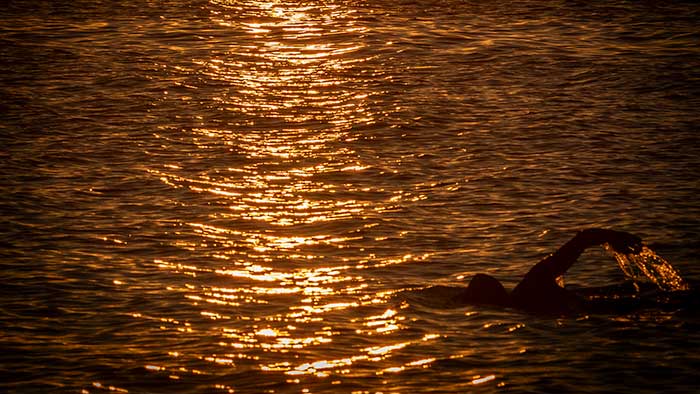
140,1,509,389
207,0,374,127
143,0,433,383
278,332,445,378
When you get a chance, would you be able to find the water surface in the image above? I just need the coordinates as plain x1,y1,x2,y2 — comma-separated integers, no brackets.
2,1,700,393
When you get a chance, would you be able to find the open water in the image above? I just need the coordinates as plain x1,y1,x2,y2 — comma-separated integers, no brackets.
2,1,700,393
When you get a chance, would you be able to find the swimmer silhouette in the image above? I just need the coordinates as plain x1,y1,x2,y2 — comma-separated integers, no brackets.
457,228,644,314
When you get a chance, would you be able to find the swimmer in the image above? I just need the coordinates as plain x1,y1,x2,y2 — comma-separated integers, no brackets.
457,228,645,314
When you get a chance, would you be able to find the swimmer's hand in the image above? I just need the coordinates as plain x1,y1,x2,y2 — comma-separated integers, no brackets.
579,228,643,254
607,230,643,254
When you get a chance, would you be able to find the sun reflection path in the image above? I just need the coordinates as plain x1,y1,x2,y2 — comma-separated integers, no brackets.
207,0,375,127
140,0,445,386
275,332,444,378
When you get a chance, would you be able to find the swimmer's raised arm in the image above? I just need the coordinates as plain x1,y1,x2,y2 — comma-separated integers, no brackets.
538,228,642,279
511,228,641,313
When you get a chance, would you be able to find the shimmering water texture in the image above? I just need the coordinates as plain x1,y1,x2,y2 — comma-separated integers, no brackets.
2,0,700,393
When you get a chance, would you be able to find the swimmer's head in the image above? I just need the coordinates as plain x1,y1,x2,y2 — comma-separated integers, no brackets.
461,273,510,306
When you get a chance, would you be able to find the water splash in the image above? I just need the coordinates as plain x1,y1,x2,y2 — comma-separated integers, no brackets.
604,244,689,292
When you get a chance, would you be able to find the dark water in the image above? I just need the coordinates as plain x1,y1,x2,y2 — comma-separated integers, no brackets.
2,1,700,393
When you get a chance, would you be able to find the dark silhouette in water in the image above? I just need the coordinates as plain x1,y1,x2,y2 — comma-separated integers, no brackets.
457,228,649,314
